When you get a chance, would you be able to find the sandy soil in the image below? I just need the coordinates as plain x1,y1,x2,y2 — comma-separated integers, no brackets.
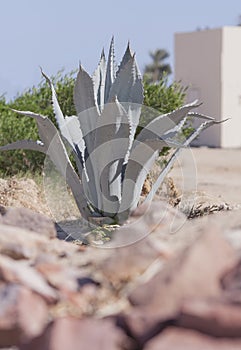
169,147,241,207
0,177,50,216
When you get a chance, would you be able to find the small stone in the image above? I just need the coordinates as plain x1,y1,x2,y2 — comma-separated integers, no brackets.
0,283,48,348
177,298,241,337
0,206,56,239
125,229,237,343
20,317,132,350
144,327,241,350
0,255,57,302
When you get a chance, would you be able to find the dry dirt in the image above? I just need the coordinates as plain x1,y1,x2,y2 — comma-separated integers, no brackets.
170,147,241,206
0,177,50,216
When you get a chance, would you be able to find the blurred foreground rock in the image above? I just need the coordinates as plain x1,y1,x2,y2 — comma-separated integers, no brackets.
0,206,56,239
0,202,241,349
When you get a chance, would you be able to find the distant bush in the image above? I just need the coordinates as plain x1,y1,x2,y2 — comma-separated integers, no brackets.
0,96,44,175
140,77,191,157
0,70,76,176
0,71,188,176
144,77,193,139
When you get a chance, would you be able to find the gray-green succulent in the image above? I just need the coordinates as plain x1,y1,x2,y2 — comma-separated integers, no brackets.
0,38,223,224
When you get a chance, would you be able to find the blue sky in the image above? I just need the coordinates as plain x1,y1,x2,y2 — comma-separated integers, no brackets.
0,0,240,99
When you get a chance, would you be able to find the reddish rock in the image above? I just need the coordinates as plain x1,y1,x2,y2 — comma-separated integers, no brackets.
0,255,57,302
20,317,133,350
177,298,241,337
129,230,236,308
100,237,169,287
99,201,180,286
0,283,49,347
221,258,241,303
35,262,100,300
125,230,237,343
0,206,56,239
144,327,241,350
0,223,49,260
105,201,185,248
0,223,78,261
36,263,79,292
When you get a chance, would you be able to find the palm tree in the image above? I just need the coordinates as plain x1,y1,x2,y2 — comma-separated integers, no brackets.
144,49,171,84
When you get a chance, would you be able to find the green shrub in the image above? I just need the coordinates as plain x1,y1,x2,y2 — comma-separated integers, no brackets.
0,70,76,176
141,77,192,156
0,71,188,176
143,76,187,114
0,96,44,175
149,77,193,137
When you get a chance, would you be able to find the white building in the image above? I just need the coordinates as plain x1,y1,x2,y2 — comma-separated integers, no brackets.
175,26,241,148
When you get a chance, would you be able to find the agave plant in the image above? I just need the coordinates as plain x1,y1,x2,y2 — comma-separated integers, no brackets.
0,38,223,224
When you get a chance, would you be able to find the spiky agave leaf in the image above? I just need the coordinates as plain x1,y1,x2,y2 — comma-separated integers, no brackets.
74,65,100,152
41,70,87,179
104,36,116,104
187,111,215,119
92,50,106,113
73,65,102,209
98,50,144,201
144,118,228,204
118,105,219,221
93,98,130,215
139,109,216,144
85,41,143,216
107,48,144,165
112,46,144,166
107,49,143,108
117,138,179,222
74,65,97,115
88,40,142,215
116,41,133,75
41,70,85,150
108,56,136,103
104,101,130,209
137,100,202,143
4,109,92,219
41,70,98,211
0,140,46,153
108,58,144,162
119,103,199,216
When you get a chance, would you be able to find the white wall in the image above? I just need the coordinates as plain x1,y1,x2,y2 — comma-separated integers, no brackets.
175,27,241,148
221,27,241,148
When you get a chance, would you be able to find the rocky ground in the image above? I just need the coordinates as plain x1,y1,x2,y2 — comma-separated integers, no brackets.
0,147,241,349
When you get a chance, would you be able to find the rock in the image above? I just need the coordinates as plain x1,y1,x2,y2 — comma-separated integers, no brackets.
129,229,236,308
35,262,79,293
0,178,50,216
0,283,49,348
177,298,241,337
0,206,56,239
0,223,79,261
35,262,100,295
100,237,170,287
0,255,57,302
20,317,133,350
104,201,185,248
124,229,237,343
144,327,241,350
99,201,183,286
221,258,241,303
0,224,50,260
